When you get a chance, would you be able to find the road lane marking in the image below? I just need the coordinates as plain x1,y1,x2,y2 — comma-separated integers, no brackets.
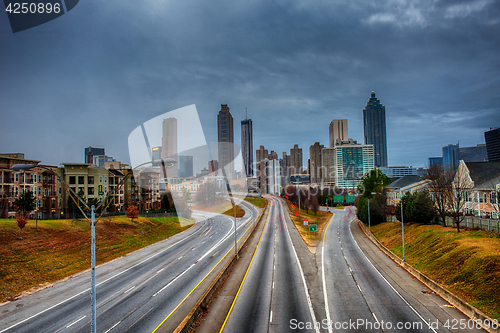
322,212,335,333
219,201,271,333
372,312,379,323
270,310,273,323
153,211,259,333
152,264,195,297
124,286,135,294
66,316,86,328
348,218,438,333
103,320,121,333
280,198,320,333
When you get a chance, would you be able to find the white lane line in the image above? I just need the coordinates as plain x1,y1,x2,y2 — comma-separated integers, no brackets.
124,286,135,294
2,217,211,333
357,284,362,292
270,310,273,323
157,268,164,273
280,199,321,333
272,282,274,289
103,320,121,333
66,316,86,328
348,219,438,333
349,266,352,272
152,263,195,297
322,246,334,333
373,313,379,323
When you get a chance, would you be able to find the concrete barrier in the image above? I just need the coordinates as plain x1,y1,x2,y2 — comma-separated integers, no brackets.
173,203,269,333
358,220,500,333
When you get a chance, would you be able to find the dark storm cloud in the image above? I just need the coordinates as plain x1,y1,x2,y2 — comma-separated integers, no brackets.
0,0,499,168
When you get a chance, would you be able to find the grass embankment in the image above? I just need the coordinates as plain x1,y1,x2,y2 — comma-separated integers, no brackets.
286,201,332,247
192,201,246,218
0,215,194,303
244,197,267,209
371,222,500,320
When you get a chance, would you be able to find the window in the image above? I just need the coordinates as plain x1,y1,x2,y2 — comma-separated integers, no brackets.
88,187,94,195
38,199,42,207
493,192,499,205
38,175,42,183
15,173,19,182
69,176,76,185
99,176,103,183
104,187,107,193
33,186,36,194
484,193,488,204
78,187,84,194
104,176,107,183
59,187,62,195
88,176,94,184
78,176,85,185
475,192,479,203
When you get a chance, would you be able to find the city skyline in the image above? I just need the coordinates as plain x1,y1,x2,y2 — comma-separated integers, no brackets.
1,1,499,169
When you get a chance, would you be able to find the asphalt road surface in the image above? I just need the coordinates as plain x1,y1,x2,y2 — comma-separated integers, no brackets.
221,196,317,333
0,200,259,333
321,207,485,333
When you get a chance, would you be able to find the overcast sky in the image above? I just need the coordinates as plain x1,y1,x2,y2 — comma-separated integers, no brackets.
1,0,499,172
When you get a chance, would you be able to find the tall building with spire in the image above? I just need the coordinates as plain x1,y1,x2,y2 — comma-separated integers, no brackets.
217,104,234,174
241,110,253,177
363,91,388,168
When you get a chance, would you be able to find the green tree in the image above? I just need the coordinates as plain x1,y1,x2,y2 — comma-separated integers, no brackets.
14,190,36,218
357,169,391,198
395,192,415,223
356,193,387,225
413,191,437,224
161,191,175,212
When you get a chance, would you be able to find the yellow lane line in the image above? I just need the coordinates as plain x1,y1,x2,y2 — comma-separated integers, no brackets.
219,200,272,333
151,220,256,333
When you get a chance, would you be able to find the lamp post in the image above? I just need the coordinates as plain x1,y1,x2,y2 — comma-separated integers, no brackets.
12,158,176,333
400,188,405,262
220,166,238,258
293,180,302,214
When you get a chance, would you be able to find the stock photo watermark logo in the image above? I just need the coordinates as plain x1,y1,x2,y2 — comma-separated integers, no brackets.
128,105,247,226
3,0,79,33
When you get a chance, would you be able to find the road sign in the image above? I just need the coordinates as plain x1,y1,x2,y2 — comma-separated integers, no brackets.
294,211,299,216
303,219,308,225
309,224,317,232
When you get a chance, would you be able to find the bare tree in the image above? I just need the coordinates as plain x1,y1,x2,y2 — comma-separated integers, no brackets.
426,164,454,226
311,195,320,215
449,162,473,232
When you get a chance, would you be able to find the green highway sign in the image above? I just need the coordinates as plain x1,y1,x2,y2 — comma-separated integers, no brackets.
309,224,317,232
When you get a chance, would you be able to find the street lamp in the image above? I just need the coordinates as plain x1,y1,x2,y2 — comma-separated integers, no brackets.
367,192,376,233
220,166,238,258
12,158,176,333
400,188,405,262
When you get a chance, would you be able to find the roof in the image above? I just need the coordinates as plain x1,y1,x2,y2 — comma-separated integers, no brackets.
109,169,124,177
465,161,500,189
386,175,423,189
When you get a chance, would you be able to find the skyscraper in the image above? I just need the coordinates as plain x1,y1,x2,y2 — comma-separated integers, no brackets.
309,142,324,183
442,144,459,171
217,104,234,174
485,128,500,162
162,117,178,178
84,146,105,164
329,119,348,147
178,156,193,178
363,91,388,168
241,118,253,177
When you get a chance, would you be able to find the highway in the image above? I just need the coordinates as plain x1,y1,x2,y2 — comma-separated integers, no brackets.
221,196,317,333
321,207,485,333
0,200,259,333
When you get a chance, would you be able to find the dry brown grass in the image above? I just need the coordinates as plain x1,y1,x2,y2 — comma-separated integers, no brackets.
0,216,192,303
285,200,333,248
371,222,500,320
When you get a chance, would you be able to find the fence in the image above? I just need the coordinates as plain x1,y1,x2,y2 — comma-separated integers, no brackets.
385,215,500,233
